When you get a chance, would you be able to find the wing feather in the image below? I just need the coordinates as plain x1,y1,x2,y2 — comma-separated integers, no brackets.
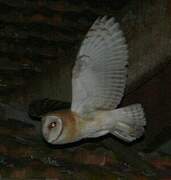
71,17,128,115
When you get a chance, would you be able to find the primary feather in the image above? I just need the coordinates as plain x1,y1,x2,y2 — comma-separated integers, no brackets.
72,17,128,115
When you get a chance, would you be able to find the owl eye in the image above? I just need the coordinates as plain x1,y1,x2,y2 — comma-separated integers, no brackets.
48,122,57,130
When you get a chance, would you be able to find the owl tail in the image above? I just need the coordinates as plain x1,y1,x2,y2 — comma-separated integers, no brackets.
110,104,146,142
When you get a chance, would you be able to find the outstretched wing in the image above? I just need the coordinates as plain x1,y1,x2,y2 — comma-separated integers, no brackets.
71,17,128,116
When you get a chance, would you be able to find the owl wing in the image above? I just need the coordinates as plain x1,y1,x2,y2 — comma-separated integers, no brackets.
71,17,128,116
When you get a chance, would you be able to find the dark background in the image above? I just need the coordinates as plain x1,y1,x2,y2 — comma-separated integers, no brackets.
0,0,170,179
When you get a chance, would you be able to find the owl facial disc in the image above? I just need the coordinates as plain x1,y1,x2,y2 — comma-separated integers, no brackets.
42,115,63,144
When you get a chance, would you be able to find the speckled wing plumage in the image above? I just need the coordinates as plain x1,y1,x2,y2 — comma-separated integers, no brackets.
71,17,128,115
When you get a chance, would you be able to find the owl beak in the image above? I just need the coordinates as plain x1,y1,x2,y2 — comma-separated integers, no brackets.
43,131,57,144
47,137,57,144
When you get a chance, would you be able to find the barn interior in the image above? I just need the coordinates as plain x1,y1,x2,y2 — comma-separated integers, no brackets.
0,0,171,179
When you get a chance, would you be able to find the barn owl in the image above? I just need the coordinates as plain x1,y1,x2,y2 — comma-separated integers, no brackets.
42,16,146,145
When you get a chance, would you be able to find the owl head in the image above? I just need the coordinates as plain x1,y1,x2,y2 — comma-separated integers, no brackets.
42,115,63,144
41,111,79,144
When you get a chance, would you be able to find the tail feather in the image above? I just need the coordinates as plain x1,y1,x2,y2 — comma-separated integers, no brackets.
110,104,146,142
